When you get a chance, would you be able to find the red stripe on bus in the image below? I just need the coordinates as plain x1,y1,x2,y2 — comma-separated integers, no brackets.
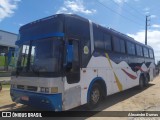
121,69,137,80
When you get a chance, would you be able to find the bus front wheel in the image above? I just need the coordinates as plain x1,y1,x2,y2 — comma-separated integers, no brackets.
87,83,102,109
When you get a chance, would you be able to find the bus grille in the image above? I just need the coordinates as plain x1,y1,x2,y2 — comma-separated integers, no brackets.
17,85,25,90
27,86,37,91
16,85,37,92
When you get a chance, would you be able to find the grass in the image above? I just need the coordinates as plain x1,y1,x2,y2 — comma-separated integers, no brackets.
0,56,15,67
0,56,5,67
2,84,10,89
1,81,10,85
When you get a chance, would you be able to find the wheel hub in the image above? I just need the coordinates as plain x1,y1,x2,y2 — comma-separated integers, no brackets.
91,88,100,104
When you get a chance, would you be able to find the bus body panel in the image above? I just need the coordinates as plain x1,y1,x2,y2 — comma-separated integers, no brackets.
10,14,156,111
10,88,62,111
11,76,64,93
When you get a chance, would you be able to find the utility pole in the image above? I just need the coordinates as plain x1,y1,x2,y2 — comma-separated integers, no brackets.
145,15,151,45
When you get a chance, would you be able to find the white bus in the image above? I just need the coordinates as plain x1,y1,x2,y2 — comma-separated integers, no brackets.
10,14,156,111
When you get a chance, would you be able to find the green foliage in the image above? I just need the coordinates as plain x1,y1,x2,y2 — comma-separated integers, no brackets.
2,84,10,89
0,56,15,67
0,56,5,66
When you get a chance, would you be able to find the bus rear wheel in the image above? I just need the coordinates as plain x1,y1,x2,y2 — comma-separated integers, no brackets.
144,75,149,87
87,83,102,109
139,75,144,89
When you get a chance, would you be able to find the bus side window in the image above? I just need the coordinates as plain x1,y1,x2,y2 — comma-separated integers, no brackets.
113,37,120,52
104,33,112,51
127,41,135,55
120,39,125,53
136,45,143,57
93,24,104,50
143,47,149,58
149,49,154,58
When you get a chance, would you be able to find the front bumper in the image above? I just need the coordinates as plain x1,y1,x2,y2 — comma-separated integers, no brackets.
10,89,62,111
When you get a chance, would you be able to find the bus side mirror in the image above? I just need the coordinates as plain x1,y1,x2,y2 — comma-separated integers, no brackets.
65,40,73,72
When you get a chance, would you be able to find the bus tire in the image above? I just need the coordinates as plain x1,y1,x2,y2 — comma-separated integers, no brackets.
144,74,149,87
139,75,144,89
87,83,102,109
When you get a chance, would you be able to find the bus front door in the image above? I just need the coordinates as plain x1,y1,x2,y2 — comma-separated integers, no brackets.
65,40,80,84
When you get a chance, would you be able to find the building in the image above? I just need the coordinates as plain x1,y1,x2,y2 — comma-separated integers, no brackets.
0,30,17,55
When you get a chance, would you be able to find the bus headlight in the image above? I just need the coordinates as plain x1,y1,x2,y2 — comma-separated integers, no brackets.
45,88,49,93
40,87,49,93
40,87,58,93
11,84,16,88
51,87,58,93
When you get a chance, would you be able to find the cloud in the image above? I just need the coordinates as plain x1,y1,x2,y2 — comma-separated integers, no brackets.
143,7,150,15
113,0,128,4
19,23,24,26
128,30,160,62
0,0,21,22
152,24,160,28
150,15,156,18
57,7,69,14
143,7,150,11
56,0,96,15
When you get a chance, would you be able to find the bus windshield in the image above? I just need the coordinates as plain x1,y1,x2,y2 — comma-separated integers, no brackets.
17,37,63,75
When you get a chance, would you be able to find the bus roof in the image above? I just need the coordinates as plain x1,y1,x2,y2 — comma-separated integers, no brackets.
19,14,153,50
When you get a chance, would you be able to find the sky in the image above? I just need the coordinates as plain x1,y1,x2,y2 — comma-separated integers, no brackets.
0,0,160,62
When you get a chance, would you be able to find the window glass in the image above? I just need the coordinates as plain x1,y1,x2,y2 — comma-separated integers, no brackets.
93,26,104,50
20,45,29,67
136,45,143,56
66,17,90,38
72,41,79,71
113,37,125,53
149,49,154,58
143,47,149,57
127,42,135,55
120,39,125,53
113,37,120,52
103,33,111,51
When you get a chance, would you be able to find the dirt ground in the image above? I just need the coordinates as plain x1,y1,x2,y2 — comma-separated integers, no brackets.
0,76,160,120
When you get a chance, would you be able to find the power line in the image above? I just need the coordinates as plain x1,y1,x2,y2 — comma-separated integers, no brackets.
111,0,144,21
95,0,144,26
124,2,145,16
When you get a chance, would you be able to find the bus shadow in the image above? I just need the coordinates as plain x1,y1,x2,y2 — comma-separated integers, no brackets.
96,83,155,111
72,83,155,111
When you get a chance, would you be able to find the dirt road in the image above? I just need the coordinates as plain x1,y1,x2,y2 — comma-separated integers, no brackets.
0,76,160,119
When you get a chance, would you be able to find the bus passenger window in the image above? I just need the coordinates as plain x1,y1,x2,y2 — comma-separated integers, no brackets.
149,49,154,58
127,42,135,55
143,47,149,57
113,37,125,53
120,39,125,53
93,25,104,50
136,45,143,57
113,37,120,52
104,34,111,51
